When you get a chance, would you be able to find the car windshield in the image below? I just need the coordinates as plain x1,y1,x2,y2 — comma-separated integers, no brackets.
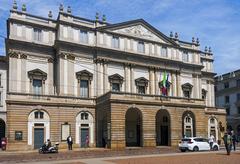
181,139,191,142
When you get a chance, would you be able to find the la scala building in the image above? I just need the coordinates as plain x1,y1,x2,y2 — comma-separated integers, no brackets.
5,2,226,150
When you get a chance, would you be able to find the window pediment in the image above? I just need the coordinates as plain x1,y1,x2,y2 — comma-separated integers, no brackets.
108,73,124,84
135,77,148,87
28,69,47,80
76,70,93,81
182,83,193,91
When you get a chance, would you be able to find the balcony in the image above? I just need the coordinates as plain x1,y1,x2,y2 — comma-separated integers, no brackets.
7,92,95,107
97,91,205,108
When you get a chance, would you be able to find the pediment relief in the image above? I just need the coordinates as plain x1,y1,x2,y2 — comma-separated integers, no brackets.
112,25,166,43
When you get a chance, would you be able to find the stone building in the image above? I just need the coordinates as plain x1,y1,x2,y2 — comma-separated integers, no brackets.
215,69,240,135
5,2,226,150
0,56,7,147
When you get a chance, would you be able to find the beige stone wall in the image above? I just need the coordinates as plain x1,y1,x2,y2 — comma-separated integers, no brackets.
6,103,95,150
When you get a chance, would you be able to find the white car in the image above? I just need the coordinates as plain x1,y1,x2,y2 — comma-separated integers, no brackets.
179,137,219,152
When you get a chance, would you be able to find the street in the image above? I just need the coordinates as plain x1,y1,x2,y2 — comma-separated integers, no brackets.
0,147,239,164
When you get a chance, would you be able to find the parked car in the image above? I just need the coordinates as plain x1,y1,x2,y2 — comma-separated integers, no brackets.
179,137,219,152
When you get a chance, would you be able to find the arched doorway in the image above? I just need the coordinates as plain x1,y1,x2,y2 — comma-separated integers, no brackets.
208,117,218,141
28,109,50,149
125,108,142,147
156,109,171,146
76,111,94,147
182,111,196,137
0,119,6,148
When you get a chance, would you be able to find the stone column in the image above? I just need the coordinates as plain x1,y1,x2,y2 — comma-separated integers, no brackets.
172,72,177,97
20,54,27,93
211,82,215,107
149,67,154,94
48,58,54,95
155,69,159,95
103,60,108,93
130,64,135,93
124,64,130,92
176,71,181,97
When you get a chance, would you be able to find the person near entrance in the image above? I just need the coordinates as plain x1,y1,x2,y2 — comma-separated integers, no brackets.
209,134,215,150
85,134,89,148
67,135,73,150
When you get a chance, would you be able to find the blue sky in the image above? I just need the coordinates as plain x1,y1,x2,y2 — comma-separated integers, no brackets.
0,0,239,75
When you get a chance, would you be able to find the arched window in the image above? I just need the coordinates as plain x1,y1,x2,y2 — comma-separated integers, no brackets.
81,112,89,120
182,111,195,138
208,117,218,141
34,111,44,119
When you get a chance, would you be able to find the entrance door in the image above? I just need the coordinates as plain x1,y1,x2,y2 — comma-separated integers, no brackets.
34,128,44,149
0,120,5,148
161,126,168,145
80,128,89,147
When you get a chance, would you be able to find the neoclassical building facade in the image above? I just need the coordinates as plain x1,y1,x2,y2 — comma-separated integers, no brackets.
5,3,226,150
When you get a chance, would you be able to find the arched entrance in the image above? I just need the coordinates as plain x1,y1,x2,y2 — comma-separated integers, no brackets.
182,111,196,137
0,119,6,148
125,108,142,147
76,111,94,147
208,117,218,141
156,109,171,146
28,109,50,149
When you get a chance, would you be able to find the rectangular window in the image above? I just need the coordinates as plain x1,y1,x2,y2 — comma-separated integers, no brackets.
33,28,42,42
112,36,119,48
183,90,190,98
15,131,23,140
237,93,240,101
79,30,88,43
112,83,120,92
224,82,229,88
137,41,145,53
182,51,189,62
237,79,240,87
80,80,89,98
225,96,230,103
138,86,145,94
161,46,167,57
226,108,230,115
33,79,42,95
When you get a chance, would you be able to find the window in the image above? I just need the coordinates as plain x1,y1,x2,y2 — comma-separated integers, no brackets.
33,79,42,95
137,41,145,53
182,51,189,62
202,89,207,99
79,30,88,43
0,92,1,105
225,96,230,104
81,112,89,120
76,70,93,98
237,79,240,87
138,86,145,94
161,46,167,57
34,111,44,119
135,77,148,94
224,82,229,89
15,131,23,140
112,36,119,48
112,83,120,92
237,93,240,101
33,28,42,42
108,74,123,92
184,115,193,137
238,107,240,114
226,108,230,115
80,80,89,98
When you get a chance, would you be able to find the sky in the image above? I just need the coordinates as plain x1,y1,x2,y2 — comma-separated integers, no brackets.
0,0,239,75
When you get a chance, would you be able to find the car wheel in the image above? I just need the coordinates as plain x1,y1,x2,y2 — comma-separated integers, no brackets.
181,149,186,152
213,146,218,151
193,146,199,152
